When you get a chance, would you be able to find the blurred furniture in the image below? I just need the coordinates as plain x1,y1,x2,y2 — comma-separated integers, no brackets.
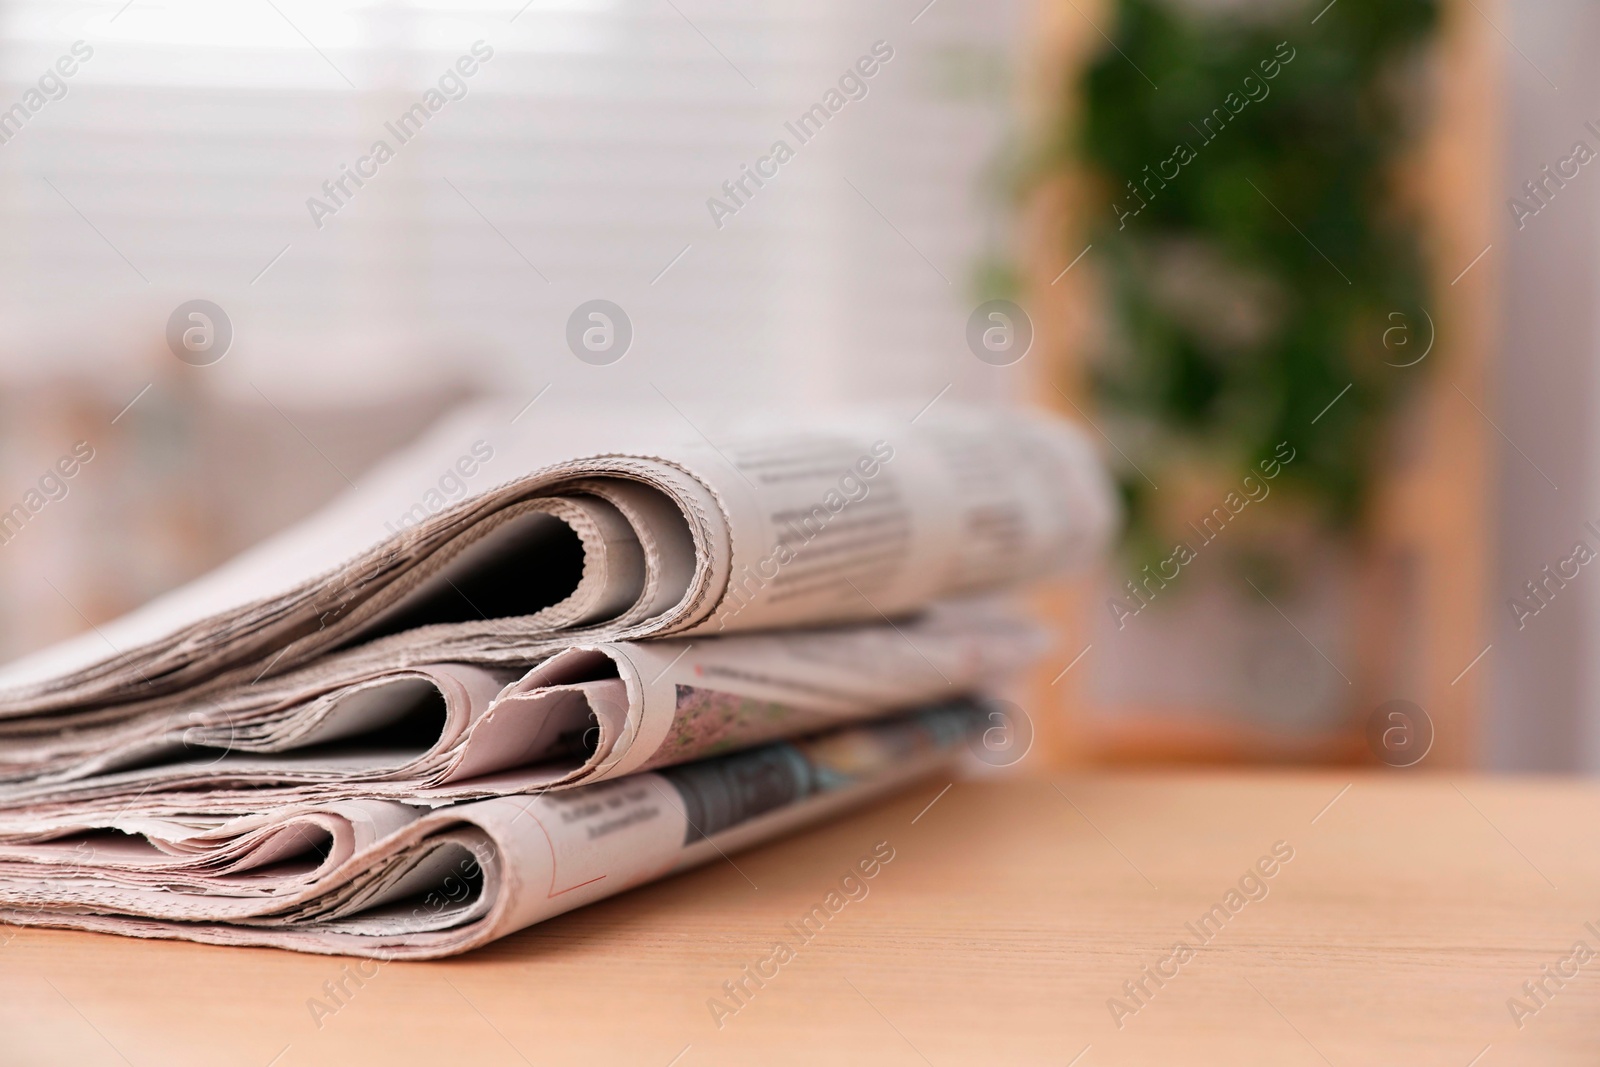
1025,0,1499,768
0,369,464,664
3,773,1593,1064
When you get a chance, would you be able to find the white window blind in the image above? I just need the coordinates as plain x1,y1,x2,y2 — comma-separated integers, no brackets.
0,0,1026,410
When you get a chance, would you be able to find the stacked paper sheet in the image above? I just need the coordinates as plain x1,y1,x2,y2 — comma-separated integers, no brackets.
0,403,1114,957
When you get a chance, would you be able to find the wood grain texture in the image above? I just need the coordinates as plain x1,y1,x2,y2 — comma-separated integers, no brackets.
1,773,1595,1066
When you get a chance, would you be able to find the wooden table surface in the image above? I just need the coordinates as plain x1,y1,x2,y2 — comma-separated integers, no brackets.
1,772,1596,1065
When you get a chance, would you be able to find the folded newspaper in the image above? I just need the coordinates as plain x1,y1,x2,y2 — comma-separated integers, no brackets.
0,403,1115,957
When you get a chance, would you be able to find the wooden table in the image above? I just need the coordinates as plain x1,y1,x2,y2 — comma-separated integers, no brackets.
2,773,1596,1065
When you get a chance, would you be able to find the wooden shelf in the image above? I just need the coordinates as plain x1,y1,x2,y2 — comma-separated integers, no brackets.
1023,0,1500,768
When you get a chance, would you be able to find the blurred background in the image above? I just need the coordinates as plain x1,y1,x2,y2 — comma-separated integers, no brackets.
0,0,1581,773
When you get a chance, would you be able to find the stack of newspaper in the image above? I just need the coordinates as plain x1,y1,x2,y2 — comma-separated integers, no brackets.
0,403,1113,958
